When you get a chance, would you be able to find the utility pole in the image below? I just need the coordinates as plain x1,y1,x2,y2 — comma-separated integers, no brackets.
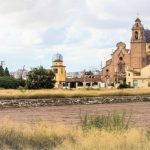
0,61,5,67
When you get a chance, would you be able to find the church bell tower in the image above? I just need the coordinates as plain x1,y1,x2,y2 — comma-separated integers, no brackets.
130,18,146,70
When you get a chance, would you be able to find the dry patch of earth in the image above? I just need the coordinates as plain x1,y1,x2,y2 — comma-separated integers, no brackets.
0,102,149,128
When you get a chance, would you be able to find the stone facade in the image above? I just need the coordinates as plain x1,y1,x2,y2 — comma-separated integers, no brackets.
101,18,150,85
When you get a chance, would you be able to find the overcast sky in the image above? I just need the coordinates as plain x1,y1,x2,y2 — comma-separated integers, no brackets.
0,0,150,72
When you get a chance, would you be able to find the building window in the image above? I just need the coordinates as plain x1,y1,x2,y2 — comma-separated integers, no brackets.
106,69,109,72
128,82,131,87
133,80,138,88
119,57,123,61
54,69,58,74
128,73,130,76
135,31,138,40
149,45,150,49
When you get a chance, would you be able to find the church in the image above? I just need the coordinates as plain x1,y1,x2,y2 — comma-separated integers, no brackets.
52,18,150,88
100,18,150,87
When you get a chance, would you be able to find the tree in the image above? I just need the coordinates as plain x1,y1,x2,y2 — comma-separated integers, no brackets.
4,67,10,76
26,66,55,89
0,66,4,76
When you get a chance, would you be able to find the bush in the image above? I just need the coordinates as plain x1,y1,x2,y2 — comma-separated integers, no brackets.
17,78,26,87
26,66,55,89
118,83,129,89
0,77,21,89
81,111,132,131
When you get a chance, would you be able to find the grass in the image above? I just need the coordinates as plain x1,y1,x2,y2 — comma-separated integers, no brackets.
81,111,132,131
0,88,150,99
0,112,149,150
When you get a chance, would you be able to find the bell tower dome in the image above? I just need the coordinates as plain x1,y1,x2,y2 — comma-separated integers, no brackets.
130,18,146,70
131,18,145,42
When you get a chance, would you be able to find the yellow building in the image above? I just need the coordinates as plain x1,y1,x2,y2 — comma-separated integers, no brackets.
126,65,150,88
51,53,66,88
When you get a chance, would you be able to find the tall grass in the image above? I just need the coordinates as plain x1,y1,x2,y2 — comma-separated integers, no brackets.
0,113,149,150
0,88,150,99
81,111,132,131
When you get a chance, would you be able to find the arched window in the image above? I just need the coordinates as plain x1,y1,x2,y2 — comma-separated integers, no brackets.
119,57,123,61
135,31,138,40
106,69,109,72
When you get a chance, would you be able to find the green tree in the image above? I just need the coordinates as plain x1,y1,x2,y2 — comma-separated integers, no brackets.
4,67,10,76
26,66,55,89
0,66,4,76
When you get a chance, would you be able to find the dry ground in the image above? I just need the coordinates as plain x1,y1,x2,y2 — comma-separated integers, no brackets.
0,102,149,128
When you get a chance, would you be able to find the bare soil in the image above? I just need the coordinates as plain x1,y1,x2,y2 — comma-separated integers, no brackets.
0,102,150,128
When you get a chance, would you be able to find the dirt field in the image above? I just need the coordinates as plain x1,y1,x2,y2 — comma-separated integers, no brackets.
0,102,150,128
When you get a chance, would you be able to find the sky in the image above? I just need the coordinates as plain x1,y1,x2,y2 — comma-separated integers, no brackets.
0,0,150,72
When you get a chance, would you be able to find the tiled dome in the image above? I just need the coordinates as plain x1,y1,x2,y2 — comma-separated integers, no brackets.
52,53,63,61
135,17,141,22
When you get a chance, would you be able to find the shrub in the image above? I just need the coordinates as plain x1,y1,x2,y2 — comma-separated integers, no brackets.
0,77,21,89
17,78,26,87
118,83,129,89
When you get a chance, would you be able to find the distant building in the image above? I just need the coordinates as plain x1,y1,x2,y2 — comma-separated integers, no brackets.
126,65,150,88
10,69,28,80
66,72,80,78
65,74,102,88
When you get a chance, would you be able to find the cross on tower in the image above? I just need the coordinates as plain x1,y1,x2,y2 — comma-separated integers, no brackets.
137,12,140,18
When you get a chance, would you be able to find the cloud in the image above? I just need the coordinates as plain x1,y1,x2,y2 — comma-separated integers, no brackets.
0,0,149,71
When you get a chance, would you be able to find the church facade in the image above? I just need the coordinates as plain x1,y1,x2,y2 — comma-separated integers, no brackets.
100,18,150,87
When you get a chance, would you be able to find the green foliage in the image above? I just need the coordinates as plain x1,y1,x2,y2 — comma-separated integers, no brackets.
118,83,129,89
0,66,4,76
0,65,25,89
0,77,20,89
81,111,132,131
17,78,26,87
0,66,10,77
4,67,10,77
26,66,55,89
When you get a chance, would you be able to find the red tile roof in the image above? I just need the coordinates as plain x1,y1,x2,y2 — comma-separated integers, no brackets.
66,75,101,82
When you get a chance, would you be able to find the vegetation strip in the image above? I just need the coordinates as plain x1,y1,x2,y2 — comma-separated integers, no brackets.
1,88,150,100
0,112,150,150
